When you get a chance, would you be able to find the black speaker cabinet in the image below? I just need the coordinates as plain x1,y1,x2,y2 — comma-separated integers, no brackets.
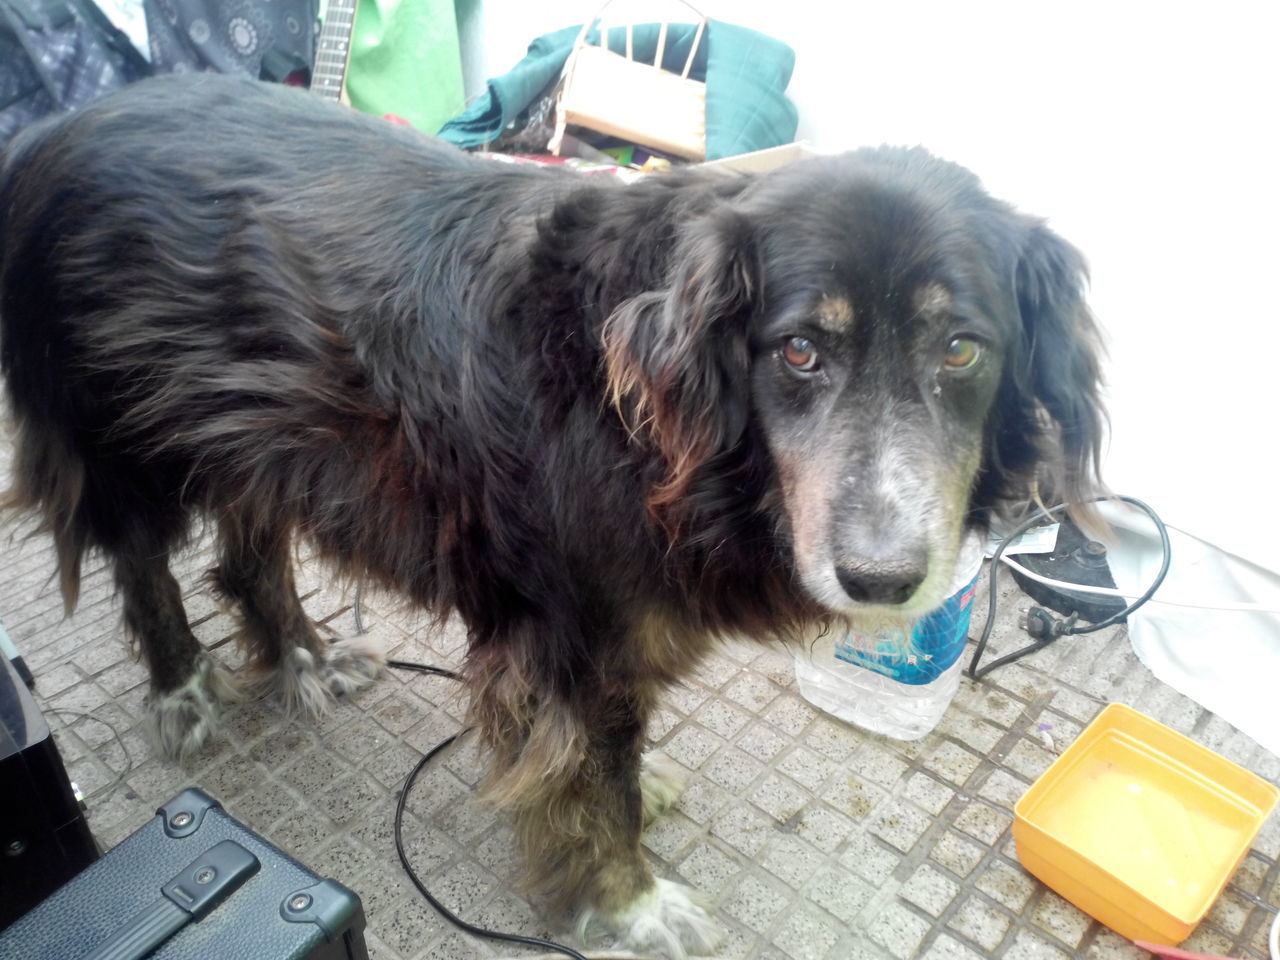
0,652,99,929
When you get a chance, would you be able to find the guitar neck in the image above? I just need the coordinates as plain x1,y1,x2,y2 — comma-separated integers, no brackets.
313,0,357,102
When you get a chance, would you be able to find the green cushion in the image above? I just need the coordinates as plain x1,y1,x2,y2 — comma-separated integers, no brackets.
345,0,466,134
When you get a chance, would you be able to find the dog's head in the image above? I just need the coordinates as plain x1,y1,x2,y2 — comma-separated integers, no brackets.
605,147,1105,620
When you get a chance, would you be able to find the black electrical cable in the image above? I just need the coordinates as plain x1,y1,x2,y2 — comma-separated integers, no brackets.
967,495,1172,681
385,659,460,679
386,660,592,960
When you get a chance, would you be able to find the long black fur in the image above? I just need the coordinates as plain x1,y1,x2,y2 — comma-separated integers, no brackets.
0,74,1105,952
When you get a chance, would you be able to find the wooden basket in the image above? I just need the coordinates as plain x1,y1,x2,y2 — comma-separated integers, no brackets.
548,0,708,161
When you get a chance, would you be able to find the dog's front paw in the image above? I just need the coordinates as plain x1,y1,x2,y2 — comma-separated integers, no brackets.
319,635,385,697
585,878,724,960
148,654,243,760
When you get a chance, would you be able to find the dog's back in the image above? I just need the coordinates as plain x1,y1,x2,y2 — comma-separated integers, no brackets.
1,75,546,600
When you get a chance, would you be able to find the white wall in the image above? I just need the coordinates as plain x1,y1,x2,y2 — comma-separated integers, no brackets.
465,0,1280,572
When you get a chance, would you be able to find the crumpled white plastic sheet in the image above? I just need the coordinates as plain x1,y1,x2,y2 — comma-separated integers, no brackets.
1099,500,1280,756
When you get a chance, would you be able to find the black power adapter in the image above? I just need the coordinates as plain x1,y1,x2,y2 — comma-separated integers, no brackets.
1006,515,1127,624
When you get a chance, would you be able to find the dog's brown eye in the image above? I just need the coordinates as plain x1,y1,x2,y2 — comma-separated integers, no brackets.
783,337,819,372
943,337,980,370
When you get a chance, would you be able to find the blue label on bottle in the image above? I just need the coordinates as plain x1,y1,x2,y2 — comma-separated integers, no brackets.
833,569,981,685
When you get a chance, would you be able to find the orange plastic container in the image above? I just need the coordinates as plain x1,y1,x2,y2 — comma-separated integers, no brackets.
1013,703,1278,944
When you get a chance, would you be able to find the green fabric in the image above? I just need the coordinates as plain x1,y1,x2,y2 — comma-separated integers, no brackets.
437,20,797,161
345,0,464,133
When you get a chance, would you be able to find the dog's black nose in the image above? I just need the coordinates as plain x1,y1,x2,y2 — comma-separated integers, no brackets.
835,557,926,605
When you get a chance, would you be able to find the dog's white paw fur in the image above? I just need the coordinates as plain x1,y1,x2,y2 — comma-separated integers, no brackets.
581,878,724,960
270,636,385,718
275,647,335,719
319,634,385,697
148,654,244,760
640,751,687,824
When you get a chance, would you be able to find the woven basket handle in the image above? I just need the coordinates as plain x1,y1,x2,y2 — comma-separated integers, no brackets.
573,0,708,79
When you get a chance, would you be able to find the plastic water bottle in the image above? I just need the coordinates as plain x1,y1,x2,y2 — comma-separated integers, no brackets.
793,534,984,740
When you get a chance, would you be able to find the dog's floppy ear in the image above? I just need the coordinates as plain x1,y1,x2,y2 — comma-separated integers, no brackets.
993,220,1108,529
603,208,758,530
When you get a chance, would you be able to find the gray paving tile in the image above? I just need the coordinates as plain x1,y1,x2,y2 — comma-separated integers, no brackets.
765,695,821,738
315,773,387,828
642,812,699,861
793,802,859,854
975,768,1031,812
676,841,743,900
1031,889,1093,949
866,902,931,960
1003,736,1058,780
802,715,863,761
710,802,775,858
899,862,960,917
723,873,793,934
974,857,1037,912
752,772,813,824
903,772,956,816
310,835,382,889
1230,853,1271,896
467,893,545,941
1006,927,1074,960
760,833,826,889
805,865,875,925
370,689,431,736
839,834,902,886
773,906,844,960
776,744,841,793
1246,913,1276,957
952,798,1012,846
923,740,984,786
853,743,911,789
664,722,726,770
675,777,732,825
936,710,1006,754
267,807,338,863
953,683,1028,727
723,670,784,713
1205,887,1252,936
822,774,888,823
919,933,987,960
946,893,1013,951
928,830,987,878
693,696,753,739
737,719,792,762
869,800,933,853
35,661,85,698
704,745,767,792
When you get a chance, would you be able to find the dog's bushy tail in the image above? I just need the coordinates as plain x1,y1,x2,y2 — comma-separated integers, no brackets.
1,116,94,610
1,412,90,611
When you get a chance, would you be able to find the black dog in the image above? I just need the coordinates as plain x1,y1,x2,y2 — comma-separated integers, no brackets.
0,74,1103,956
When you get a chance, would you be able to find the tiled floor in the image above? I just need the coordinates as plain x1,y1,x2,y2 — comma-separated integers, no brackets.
3,448,1278,959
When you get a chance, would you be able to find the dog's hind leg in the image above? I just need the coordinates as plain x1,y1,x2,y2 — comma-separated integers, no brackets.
473,662,722,960
116,548,243,759
212,514,384,717
5,421,239,760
